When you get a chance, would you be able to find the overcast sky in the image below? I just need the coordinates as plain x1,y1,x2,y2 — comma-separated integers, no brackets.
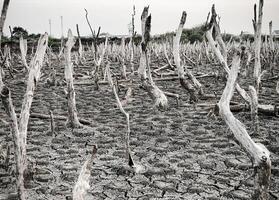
2,0,279,38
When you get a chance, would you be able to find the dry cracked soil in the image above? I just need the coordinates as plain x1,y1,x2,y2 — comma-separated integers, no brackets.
0,55,279,200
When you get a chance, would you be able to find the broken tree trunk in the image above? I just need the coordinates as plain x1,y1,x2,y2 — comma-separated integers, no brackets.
173,11,202,103
0,33,48,200
253,0,264,93
138,7,168,109
73,145,97,200
64,29,82,128
218,53,271,199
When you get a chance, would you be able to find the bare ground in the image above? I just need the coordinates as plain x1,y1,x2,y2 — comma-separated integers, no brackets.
0,56,279,200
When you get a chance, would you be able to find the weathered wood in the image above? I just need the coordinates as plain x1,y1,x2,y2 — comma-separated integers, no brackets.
0,86,25,200
138,7,168,109
64,29,82,128
0,0,10,44
205,5,251,104
174,11,201,102
249,86,259,135
218,53,271,199
19,36,28,70
137,6,149,79
253,0,264,93
0,33,48,200
120,87,133,106
106,64,137,169
76,24,84,62
73,145,97,200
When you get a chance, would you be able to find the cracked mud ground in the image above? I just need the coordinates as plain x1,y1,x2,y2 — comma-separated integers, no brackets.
0,56,279,200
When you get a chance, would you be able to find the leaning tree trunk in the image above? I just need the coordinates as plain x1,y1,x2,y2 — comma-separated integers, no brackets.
1,33,48,200
138,6,168,109
64,29,82,128
173,11,202,103
218,52,271,200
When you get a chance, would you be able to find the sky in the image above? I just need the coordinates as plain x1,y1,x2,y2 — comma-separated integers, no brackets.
2,0,279,38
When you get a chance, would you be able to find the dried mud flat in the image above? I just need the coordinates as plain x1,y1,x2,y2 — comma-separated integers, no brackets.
0,56,279,200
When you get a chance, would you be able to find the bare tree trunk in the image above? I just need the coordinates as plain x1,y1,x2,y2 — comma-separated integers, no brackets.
129,5,136,74
19,36,28,70
64,29,82,128
218,53,271,200
252,0,264,93
173,11,202,103
0,87,25,200
0,0,10,45
269,21,275,76
249,86,259,135
120,37,127,79
76,24,84,63
138,7,168,109
205,5,251,104
0,33,48,200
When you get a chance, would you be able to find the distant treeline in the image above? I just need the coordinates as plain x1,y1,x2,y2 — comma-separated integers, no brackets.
1,25,275,52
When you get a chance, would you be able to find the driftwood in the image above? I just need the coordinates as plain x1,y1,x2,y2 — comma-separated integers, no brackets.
64,29,82,128
73,145,97,200
0,33,48,200
218,53,271,199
